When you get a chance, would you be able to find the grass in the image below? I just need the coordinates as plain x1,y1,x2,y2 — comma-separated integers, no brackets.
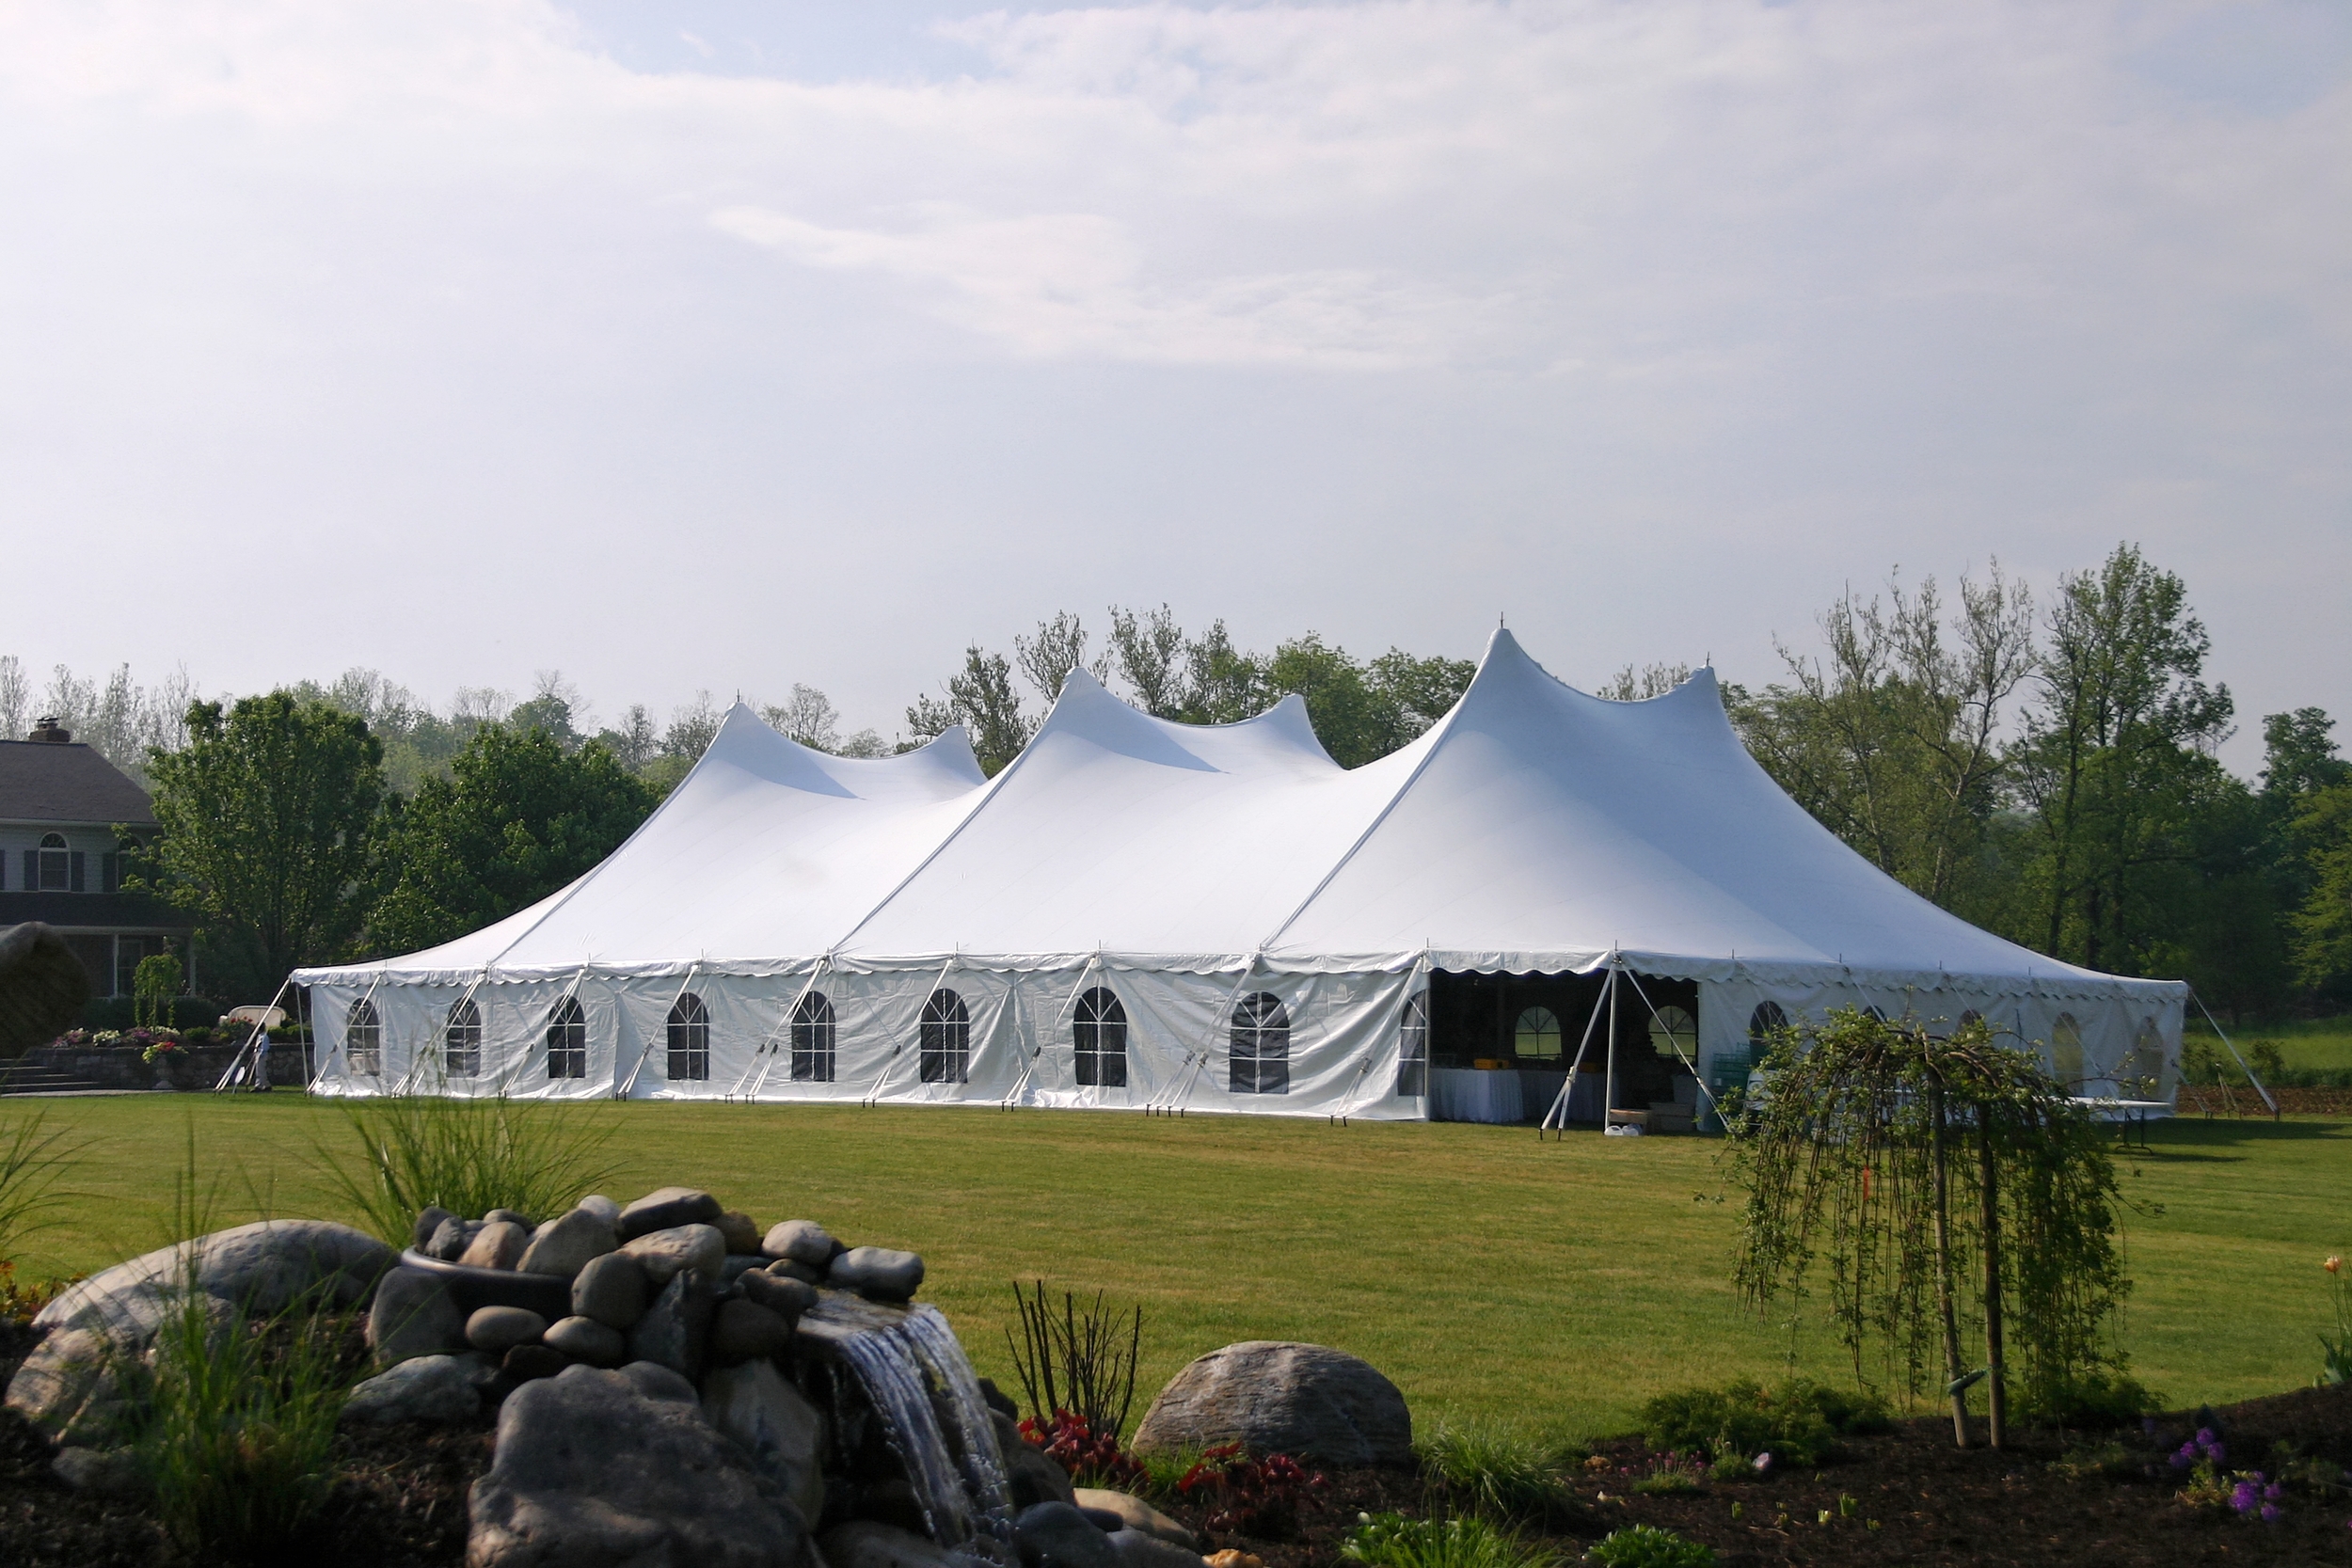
1344,1511,1562,1568
8,1098,2349,1442
1415,1418,1581,1515
2185,1013,2352,1075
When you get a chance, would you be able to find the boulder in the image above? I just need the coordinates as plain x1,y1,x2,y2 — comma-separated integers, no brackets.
995,1412,1077,1510
617,1186,723,1242
821,1521,962,1568
709,1299,794,1366
572,1252,650,1330
715,1211,762,1255
33,1219,396,1341
543,1314,626,1366
343,1353,484,1426
368,1265,467,1367
1074,1490,1197,1551
738,1270,818,1324
577,1195,622,1226
467,1306,548,1354
704,1358,827,1524
467,1366,803,1568
1107,1530,1208,1568
627,1269,716,1381
1130,1342,1411,1467
621,1223,726,1285
978,1378,1021,1420
760,1219,835,1267
4,1328,132,1446
51,1445,146,1499
619,1360,702,1406
413,1205,454,1251
517,1207,619,1278
1014,1501,1120,1568
828,1246,924,1302
460,1220,532,1272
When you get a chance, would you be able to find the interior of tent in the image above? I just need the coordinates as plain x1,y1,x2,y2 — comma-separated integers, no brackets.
288,630,2186,1123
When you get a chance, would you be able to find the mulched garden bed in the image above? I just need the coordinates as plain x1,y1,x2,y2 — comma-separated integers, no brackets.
2,1315,2345,1568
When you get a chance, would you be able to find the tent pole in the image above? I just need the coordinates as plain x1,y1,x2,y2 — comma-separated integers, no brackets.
1542,969,1613,1137
214,975,296,1093
2189,988,2276,1121
869,954,958,1108
618,962,701,1101
739,957,830,1103
1602,961,1620,1129
1617,967,1728,1131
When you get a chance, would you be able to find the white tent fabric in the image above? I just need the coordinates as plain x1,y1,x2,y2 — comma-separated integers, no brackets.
294,629,2185,1117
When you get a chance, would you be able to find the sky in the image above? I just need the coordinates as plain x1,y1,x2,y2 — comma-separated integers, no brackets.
2,0,2345,773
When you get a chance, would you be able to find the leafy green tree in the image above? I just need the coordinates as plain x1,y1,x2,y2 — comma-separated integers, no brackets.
144,694,386,997
906,646,1033,775
367,726,657,955
2292,781,2352,995
1106,605,1189,718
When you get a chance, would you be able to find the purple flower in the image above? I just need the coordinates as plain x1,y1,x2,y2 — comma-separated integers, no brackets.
2260,1504,2280,1524
2231,1481,2259,1513
2265,1482,2283,1501
2171,1445,2195,1469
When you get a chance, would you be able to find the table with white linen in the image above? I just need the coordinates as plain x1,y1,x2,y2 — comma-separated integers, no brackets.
1430,1067,1524,1124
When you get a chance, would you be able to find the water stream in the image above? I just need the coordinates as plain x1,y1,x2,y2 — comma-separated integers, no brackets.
801,1290,1015,1553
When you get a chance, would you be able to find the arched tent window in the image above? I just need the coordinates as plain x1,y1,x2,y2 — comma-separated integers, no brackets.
920,990,970,1084
37,832,69,892
791,992,836,1083
547,996,586,1080
667,993,710,1081
347,997,382,1077
1648,1005,1697,1066
445,997,482,1078
1747,1002,1788,1051
1514,1006,1562,1060
1230,992,1289,1095
1073,988,1127,1088
2051,1013,2084,1088
2126,1017,2165,1099
1397,990,1429,1099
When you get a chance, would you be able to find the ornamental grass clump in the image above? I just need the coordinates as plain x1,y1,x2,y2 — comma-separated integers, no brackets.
1415,1418,1581,1518
1582,1524,1715,1567
0,1110,81,1266
315,1088,617,1246
1343,1511,1558,1568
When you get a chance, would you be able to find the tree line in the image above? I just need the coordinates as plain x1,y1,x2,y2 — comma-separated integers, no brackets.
13,547,2348,1020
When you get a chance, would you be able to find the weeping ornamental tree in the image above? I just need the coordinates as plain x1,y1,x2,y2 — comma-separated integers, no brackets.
1729,1009,2135,1449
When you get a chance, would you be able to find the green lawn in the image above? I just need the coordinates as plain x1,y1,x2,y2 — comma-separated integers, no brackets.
6,1096,2345,1443
2185,1012,2352,1073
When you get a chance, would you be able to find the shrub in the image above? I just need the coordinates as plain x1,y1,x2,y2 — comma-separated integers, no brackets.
1003,1280,1143,1441
1583,1525,1715,1567
1019,1410,1145,1490
1416,1418,1577,1517
1638,1379,1887,1467
1343,1511,1558,1568
312,1091,617,1246
1177,1443,1326,1538
2016,1369,2159,1428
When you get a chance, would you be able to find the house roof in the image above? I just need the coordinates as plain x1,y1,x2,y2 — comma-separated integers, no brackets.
0,742,157,828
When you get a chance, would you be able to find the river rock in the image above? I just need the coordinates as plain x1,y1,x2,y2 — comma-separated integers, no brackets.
503,1344,567,1382
1130,1341,1410,1467
996,1411,1077,1510
369,1264,466,1367
33,1219,396,1340
770,1259,826,1286
821,1521,961,1568
467,1306,548,1354
620,1359,702,1406
428,1217,482,1260
543,1314,626,1366
485,1208,534,1230
1107,1530,1208,1568
709,1298,794,1365
627,1269,716,1380
829,1246,924,1302
343,1353,484,1426
51,1445,146,1498
1075,1490,1198,1551
461,1220,532,1272
617,1186,723,1242
1015,1501,1120,1568
413,1205,454,1251
704,1358,827,1523
572,1252,650,1330
739,1270,818,1324
622,1223,726,1284
978,1378,1020,1420
760,1219,835,1266
577,1194,621,1226
467,1365,803,1568
715,1210,761,1254
517,1207,619,1278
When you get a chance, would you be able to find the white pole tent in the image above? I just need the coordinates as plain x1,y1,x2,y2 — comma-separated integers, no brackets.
292,630,2185,1121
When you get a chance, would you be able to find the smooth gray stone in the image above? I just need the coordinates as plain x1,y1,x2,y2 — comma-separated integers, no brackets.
821,1521,960,1568
543,1315,626,1366
704,1358,826,1524
413,1206,454,1252
428,1217,483,1261
51,1445,146,1498
827,1246,924,1303
616,1186,723,1243
759,1219,836,1267
621,1223,725,1285
577,1195,621,1226
999,1410,1076,1510
626,1269,716,1382
1015,1501,1120,1568
460,1220,532,1272
1130,1340,1411,1467
484,1208,534,1230
708,1299,793,1366
467,1367,802,1568
517,1207,619,1278
738,1270,818,1324
368,1264,467,1368
504,1344,566,1382
719,1254,770,1287
1105,1529,1206,1568
467,1306,548,1354
615,1359,700,1405
4,1328,132,1447
769,1259,825,1286
715,1211,761,1255
343,1353,484,1426
572,1252,650,1331
32,1219,396,1340
1075,1491,1198,1551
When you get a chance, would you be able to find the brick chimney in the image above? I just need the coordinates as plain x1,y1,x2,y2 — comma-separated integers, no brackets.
26,716,71,743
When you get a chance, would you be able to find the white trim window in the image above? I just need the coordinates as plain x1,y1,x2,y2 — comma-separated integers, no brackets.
1073,987,1127,1088
667,993,710,1081
445,997,482,1078
1230,991,1290,1095
919,989,969,1084
347,997,383,1077
790,991,836,1083
547,996,587,1080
